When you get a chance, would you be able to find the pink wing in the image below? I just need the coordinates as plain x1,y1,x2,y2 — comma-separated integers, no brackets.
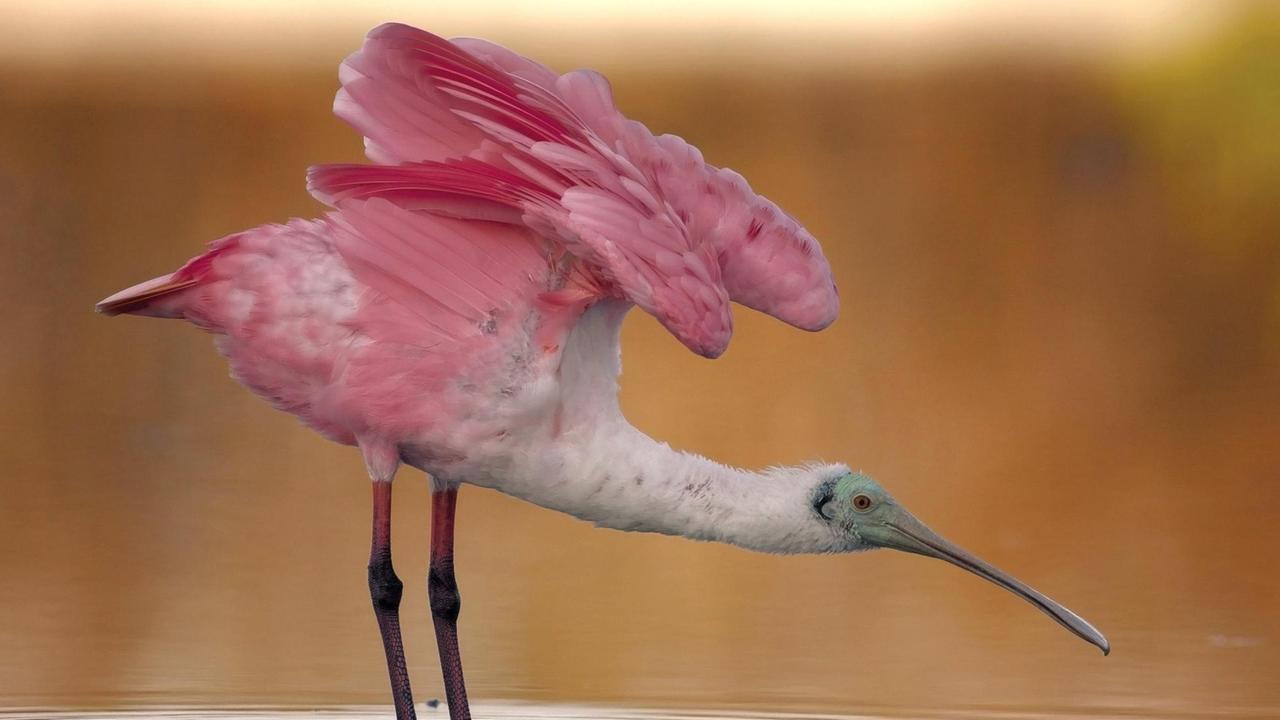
317,23,839,357
310,159,733,357
549,68,839,332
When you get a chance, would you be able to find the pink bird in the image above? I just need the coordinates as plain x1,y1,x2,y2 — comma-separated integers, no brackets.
99,23,1107,720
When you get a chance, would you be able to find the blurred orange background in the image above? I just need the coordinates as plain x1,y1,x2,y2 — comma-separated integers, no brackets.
1,1,1277,716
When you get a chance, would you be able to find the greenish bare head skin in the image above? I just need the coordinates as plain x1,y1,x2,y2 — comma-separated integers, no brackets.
815,471,1110,655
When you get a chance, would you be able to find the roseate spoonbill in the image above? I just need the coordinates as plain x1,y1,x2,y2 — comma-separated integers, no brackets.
97,22,1108,720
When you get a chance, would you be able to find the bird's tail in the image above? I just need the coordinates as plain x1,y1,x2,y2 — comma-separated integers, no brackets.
95,235,241,318
95,273,197,317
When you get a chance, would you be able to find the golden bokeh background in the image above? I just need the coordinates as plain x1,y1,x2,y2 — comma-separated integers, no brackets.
1,1,1278,716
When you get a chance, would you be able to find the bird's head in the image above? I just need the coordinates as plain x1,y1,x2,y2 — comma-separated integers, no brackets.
811,470,1110,655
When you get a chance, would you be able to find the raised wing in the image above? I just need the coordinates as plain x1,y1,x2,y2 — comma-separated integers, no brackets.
310,158,734,357
316,22,838,357
551,70,839,332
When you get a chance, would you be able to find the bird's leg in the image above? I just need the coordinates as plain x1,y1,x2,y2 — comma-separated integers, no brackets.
428,486,470,720
369,480,417,720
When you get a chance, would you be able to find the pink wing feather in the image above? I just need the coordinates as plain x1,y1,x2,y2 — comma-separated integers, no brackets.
555,72,840,332
315,23,839,358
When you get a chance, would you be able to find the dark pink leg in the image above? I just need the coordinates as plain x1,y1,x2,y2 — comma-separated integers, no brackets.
369,481,417,720
429,487,471,720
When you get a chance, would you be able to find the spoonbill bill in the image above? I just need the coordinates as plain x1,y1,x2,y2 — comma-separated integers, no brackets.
98,22,1108,720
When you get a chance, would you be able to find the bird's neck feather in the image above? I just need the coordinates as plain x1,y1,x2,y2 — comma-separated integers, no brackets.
507,423,846,554
461,300,846,555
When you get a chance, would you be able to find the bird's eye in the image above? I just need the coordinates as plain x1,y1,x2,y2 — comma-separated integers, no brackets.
852,494,874,512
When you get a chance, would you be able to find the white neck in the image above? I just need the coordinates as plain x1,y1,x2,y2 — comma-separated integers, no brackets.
505,423,849,553
455,301,850,555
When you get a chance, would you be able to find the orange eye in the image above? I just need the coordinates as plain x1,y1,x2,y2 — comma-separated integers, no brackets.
852,494,874,512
